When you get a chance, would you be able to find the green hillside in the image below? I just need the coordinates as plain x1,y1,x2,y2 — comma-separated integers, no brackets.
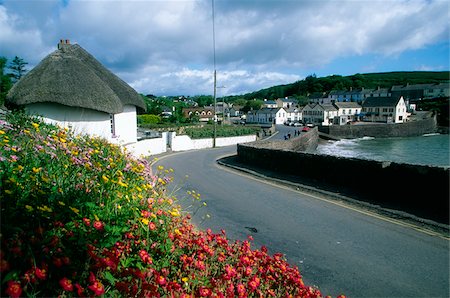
226,71,450,102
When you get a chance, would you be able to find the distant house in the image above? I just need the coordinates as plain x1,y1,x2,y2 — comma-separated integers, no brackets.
182,107,215,122
262,100,278,108
423,83,449,99
302,103,339,126
361,96,408,123
285,107,302,122
246,108,287,125
276,97,296,109
333,102,362,125
6,39,146,145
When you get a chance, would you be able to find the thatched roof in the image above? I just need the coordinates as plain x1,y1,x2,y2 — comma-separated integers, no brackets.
6,41,146,114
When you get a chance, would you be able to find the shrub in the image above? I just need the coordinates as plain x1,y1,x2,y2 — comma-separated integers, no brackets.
138,114,161,125
0,112,340,297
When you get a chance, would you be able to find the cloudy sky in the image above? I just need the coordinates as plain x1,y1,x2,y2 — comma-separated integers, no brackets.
1,0,449,96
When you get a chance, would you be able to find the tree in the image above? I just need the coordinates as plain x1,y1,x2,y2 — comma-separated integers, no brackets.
8,56,28,83
0,57,12,106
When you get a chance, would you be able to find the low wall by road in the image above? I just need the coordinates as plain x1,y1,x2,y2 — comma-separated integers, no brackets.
126,132,257,158
319,114,437,139
237,143,449,224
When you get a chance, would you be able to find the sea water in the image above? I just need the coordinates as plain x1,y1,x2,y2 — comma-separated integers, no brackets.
316,133,450,167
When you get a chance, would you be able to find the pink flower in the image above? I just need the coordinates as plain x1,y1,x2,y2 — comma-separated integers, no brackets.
93,221,104,231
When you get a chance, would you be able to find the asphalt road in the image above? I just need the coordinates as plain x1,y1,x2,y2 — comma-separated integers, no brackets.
154,145,449,298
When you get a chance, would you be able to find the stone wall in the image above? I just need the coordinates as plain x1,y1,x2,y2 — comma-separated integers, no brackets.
237,143,449,224
319,114,437,139
247,127,318,152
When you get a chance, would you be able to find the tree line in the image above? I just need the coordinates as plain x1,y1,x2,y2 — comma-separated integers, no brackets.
0,56,28,106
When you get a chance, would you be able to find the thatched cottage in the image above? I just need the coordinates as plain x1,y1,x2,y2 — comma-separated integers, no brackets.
6,39,146,145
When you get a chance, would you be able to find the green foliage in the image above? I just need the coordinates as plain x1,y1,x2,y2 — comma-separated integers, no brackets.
230,71,450,101
184,125,260,139
8,56,28,83
0,57,12,106
0,112,328,297
138,114,161,125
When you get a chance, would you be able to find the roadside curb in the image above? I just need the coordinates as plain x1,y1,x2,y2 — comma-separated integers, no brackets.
217,155,450,239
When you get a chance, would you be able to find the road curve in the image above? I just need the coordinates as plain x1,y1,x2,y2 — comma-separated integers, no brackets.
154,145,449,297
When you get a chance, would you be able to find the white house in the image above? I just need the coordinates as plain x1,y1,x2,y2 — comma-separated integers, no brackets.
301,103,337,126
246,108,287,125
361,96,409,123
6,39,146,145
333,102,362,125
262,100,278,108
285,107,302,122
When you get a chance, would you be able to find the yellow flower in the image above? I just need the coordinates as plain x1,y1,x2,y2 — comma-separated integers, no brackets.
32,167,42,173
116,204,122,210
25,205,34,212
58,201,66,206
102,175,109,183
157,165,164,171
170,208,180,217
174,228,182,236
117,181,128,188
141,218,149,225
59,138,66,143
31,122,39,129
38,205,52,212
17,165,24,171
69,206,80,214
182,277,188,283
0,129,5,134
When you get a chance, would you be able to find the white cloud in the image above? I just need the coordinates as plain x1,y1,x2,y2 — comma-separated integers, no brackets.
1,0,448,96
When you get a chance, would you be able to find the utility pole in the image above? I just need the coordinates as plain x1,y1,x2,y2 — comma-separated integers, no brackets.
212,0,217,148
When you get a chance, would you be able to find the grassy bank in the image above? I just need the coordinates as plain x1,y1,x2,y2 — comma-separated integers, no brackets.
0,112,341,297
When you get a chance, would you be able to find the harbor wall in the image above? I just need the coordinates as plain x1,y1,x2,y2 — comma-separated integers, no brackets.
319,114,437,139
237,142,449,224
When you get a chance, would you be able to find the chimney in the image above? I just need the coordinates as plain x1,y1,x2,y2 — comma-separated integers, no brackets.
58,39,71,50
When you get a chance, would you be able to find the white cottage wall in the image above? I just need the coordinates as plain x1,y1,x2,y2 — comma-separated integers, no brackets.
113,105,138,144
25,102,111,139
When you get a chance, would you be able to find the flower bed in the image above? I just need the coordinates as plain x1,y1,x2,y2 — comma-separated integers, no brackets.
0,112,343,297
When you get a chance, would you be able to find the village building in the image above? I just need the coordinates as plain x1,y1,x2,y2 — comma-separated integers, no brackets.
6,39,146,145
276,97,296,109
262,100,278,108
361,96,409,123
302,103,337,126
182,107,215,122
246,107,287,125
333,102,362,125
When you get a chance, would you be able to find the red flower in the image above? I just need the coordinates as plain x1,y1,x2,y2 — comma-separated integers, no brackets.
59,277,74,292
5,281,22,298
83,218,91,226
237,283,246,297
248,276,261,291
93,221,104,231
75,283,85,296
149,222,156,231
35,267,47,280
157,275,166,286
199,286,212,297
138,250,153,265
88,280,105,296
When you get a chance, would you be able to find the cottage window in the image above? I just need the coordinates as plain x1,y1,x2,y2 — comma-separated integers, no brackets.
110,114,116,137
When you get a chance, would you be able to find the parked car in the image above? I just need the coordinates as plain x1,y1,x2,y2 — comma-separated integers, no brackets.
293,122,303,127
302,126,310,132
